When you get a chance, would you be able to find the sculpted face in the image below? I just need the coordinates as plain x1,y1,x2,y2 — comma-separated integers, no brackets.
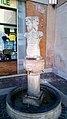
33,17,39,31
26,16,39,31
26,17,33,31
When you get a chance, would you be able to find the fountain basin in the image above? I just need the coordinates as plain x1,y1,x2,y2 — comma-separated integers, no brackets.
23,57,44,72
6,84,61,119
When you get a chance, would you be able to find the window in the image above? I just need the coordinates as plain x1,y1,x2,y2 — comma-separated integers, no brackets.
0,7,17,61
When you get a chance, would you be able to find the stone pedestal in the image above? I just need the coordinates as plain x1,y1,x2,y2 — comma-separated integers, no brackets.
23,57,44,106
28,72,40,96
23,57,44,97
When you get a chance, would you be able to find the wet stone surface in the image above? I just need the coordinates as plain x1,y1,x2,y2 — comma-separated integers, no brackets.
0,95,66,119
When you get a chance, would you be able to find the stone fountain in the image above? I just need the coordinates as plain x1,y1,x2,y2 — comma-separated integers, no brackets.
6,16,62,119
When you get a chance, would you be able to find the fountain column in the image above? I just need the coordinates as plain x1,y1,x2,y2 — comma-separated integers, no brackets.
28,72,40,96
24,16,44,97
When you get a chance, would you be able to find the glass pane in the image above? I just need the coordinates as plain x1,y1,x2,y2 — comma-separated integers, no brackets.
0,8,16,25
0,25,17,61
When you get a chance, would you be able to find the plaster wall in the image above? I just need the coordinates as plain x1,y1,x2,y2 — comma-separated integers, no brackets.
53,2,67,79
46,5,56,68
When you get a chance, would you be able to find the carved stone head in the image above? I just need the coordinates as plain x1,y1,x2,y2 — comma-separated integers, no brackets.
26,16,39,31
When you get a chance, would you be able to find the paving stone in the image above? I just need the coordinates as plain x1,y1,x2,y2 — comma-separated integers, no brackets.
41,73,67,95
0,75,27,89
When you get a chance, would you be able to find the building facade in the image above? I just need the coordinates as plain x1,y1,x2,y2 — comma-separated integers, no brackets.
0,0,26,75
0,0,47,76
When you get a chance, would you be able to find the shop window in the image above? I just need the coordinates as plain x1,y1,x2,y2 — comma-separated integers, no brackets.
0,8,16,25
0,8,17,61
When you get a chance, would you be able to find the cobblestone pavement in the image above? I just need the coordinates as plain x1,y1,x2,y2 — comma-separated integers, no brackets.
41,73,67,95
0,73,67,119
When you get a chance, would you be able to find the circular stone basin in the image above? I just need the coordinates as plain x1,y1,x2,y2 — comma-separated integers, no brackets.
23,57,44,72
6,85,61,119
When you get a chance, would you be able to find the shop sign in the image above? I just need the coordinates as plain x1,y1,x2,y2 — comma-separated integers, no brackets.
0,0,10,6
0,0,16,8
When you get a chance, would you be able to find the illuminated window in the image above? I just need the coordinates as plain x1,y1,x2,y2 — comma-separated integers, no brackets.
49,0,57,4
